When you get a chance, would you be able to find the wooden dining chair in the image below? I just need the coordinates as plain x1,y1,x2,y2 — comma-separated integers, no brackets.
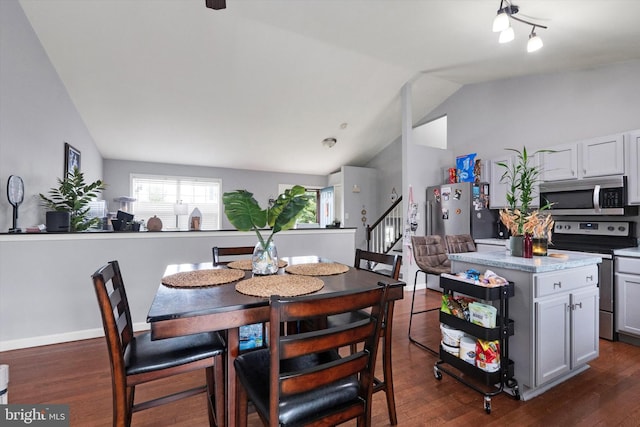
327,248,401,425
234,283,390,427
408,235,451,355
212,246,268,351
91,260,226,427
212,246,255,266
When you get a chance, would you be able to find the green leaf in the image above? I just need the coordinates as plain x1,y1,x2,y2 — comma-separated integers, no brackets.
222,190,268,234
223,185,310,247
39,167,105,232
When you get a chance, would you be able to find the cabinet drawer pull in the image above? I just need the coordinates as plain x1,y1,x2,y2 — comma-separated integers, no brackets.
553,282,562,289
586,275,593,281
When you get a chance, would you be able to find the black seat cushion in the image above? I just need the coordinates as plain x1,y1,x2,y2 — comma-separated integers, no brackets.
234,348,361,426
125,331,225,376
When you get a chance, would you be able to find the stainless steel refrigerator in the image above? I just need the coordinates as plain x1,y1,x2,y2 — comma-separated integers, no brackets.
426,182,497,239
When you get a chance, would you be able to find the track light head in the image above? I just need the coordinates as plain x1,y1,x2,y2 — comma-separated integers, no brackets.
527,29,543,52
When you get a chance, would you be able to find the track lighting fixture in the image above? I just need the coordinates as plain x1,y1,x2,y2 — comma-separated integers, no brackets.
527,27,543,52
492,0,547,52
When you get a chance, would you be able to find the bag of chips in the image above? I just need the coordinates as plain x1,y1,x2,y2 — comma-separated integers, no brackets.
476,339,500,372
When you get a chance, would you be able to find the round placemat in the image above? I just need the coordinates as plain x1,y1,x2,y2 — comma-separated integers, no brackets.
162,269,245,288
235,275,324,298
285,262,349,276
227,259,288,271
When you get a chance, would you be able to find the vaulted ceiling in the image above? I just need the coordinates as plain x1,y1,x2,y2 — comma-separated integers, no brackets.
19,0,640,175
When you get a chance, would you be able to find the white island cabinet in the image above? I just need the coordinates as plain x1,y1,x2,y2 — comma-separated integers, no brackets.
447,251,601,401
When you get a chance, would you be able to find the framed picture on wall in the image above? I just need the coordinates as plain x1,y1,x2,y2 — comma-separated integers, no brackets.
64,142,81,177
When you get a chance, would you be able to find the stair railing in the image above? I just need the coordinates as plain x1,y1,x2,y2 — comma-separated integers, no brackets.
366,196,403,255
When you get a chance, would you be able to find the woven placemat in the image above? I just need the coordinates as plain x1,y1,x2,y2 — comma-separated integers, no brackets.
285,262,349,276
227,259,288,271
235,275,324,298
162,269,245,288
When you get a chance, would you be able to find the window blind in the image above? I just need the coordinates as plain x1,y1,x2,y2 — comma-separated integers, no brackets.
131,174,221,230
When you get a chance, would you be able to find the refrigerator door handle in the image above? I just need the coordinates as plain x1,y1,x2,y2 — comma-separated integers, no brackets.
426,201,433,235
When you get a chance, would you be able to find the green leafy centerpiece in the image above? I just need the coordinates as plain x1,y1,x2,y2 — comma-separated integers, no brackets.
223,185,310,274
39,167,106,232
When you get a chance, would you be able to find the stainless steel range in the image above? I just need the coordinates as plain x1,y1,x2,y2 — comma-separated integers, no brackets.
551,220,637,340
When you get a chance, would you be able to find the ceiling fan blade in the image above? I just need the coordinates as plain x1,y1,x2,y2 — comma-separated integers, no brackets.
205,0,226,10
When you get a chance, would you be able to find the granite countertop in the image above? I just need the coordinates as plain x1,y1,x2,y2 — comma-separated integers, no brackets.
475,238,509,246
613,247,640,258
448,250,602,273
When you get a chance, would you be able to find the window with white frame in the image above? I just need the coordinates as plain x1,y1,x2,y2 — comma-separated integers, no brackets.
131,174,221,230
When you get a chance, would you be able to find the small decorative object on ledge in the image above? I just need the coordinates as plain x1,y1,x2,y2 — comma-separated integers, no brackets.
147,215,163,232
189,207,202,230
223,185,310,275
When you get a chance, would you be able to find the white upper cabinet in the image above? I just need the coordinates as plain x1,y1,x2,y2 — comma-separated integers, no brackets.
489,156,511,209
541,133,625,182
541,143,579,181
627,130,640,205
581,133,624,178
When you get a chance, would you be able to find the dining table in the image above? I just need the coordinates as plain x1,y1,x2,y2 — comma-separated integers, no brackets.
147,255,405,426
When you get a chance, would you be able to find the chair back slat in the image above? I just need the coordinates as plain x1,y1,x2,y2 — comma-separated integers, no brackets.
267,283,390,421
280,353,369,397
212,246,255,265
354,249,401,280
279,320,374,359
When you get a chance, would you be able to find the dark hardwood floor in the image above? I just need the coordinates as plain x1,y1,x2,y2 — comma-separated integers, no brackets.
2,288,640,426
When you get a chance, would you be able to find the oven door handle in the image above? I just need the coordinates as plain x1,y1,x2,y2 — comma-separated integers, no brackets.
593,185,601,213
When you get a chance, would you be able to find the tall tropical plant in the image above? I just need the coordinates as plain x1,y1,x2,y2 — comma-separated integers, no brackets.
222,185,310,249
497,147,552,236
39,167,106,232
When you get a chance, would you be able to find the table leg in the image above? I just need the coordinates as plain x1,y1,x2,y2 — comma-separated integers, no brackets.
226,327,239,427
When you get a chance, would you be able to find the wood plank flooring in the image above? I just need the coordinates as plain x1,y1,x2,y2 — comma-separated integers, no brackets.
2,288,640,426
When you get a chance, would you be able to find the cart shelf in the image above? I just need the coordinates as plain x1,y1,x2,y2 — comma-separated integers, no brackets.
434,274,520,414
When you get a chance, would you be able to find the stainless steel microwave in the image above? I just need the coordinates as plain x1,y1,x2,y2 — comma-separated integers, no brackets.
539,176,635,216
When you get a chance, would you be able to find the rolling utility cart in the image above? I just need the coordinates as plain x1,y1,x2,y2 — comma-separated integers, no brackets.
434,273,519,413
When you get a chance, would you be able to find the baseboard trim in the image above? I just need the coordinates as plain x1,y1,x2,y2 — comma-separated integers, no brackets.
0,322,149,352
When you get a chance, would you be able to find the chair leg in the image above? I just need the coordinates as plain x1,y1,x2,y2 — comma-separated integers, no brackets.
381,303,398,425
235,378,248,427
408,270,439,355
206,357,225,427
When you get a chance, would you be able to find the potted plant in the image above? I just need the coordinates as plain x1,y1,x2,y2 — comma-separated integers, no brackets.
497,147,553,256
39,167,106,232
222,185,310,274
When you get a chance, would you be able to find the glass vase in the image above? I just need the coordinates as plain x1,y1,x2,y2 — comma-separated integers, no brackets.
532,237,548,256
252,240,279,275
523,233,533,258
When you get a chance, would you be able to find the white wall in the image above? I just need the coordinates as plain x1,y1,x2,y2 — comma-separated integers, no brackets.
104,159,327,229
0,229,356,350
340,166,378,249
0,0,104,232
418,60,640,161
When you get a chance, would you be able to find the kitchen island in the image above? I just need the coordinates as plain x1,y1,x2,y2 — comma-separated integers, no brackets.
447,250,602,401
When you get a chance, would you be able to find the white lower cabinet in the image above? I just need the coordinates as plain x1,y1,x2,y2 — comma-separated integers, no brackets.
534,268,599,387
615,256,640,336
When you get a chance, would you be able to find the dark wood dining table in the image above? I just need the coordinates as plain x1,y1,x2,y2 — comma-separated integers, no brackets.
147,255,405,426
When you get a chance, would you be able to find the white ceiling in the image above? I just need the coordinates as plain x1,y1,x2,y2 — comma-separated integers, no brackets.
19,0,640,175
